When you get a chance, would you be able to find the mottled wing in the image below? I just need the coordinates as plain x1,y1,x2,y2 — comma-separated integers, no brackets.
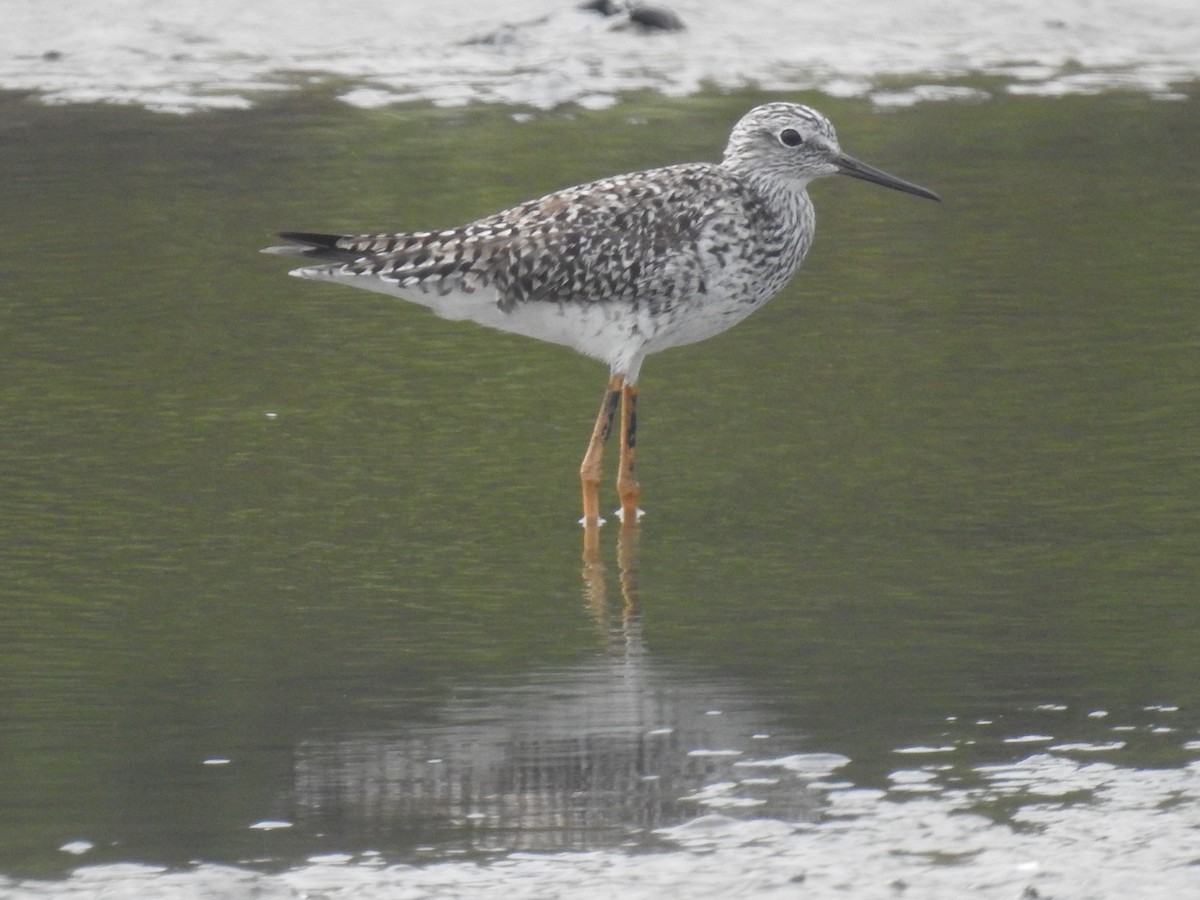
271,163,740,313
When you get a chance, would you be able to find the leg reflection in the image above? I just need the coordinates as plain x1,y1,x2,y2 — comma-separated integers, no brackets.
581,521,641,654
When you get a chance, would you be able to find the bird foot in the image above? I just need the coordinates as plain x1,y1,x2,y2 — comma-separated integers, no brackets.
614,507,645,523
579,515,608,527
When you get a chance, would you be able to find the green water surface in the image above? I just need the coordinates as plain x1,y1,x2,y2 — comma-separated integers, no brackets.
1,87,1198,878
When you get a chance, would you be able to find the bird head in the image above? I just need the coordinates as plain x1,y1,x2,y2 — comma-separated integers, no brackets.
723,102,940,201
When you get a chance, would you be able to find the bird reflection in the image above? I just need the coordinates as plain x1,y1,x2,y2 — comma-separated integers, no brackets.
290,525,825,855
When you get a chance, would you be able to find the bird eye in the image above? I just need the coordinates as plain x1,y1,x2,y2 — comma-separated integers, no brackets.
779,128,803,147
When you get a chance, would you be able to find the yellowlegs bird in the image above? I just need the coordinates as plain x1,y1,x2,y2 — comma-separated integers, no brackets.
264,102,939,527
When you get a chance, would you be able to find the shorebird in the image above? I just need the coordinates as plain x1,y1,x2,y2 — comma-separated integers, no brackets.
264,102,939,527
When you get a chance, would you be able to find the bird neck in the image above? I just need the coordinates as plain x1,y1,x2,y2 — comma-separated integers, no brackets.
735,166,813,223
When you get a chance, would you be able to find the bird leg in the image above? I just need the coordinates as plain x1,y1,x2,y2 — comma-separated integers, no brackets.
617,382,641,525
580,373,624,527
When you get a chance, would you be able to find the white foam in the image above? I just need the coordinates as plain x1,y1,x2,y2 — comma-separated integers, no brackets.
2,0,1198,113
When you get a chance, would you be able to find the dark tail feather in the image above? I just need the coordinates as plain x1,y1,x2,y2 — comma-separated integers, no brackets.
261,231,362,262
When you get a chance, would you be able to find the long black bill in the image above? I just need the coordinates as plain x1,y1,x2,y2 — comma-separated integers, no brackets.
835,153,941,201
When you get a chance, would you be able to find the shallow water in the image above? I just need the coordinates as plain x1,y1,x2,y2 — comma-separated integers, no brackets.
2,88,1200,897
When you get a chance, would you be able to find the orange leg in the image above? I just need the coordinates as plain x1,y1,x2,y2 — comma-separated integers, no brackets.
616,382,641,525
580,374,623,527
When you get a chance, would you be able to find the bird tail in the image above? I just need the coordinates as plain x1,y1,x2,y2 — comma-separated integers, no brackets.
260,232,363,263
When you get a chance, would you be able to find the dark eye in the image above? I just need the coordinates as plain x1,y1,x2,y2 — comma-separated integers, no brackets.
779,128,803,147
